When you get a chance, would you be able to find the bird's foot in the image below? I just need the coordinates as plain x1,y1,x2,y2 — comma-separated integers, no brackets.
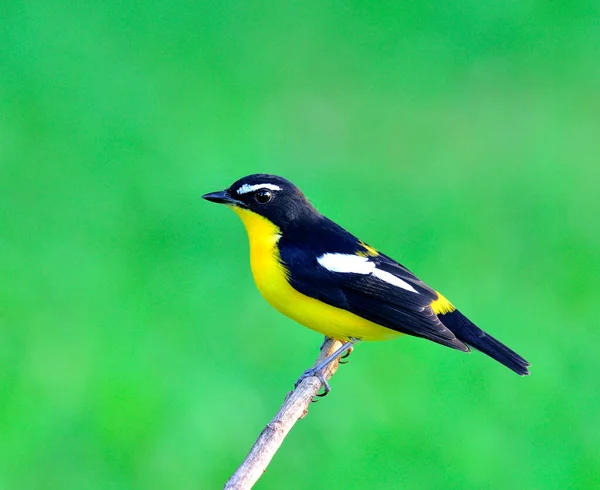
338,346,354,364
294,366,331,397
296,339,357,397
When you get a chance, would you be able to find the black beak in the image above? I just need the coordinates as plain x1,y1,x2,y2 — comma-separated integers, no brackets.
202,190,244,206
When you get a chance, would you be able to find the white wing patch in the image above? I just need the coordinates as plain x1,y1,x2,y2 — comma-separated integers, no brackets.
236,183,282,195
317,253,418,293
371,269,418,292
317,254,373,273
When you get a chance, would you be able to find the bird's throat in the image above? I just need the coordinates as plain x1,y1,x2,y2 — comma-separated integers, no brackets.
231,207,286,287
231,207,282,252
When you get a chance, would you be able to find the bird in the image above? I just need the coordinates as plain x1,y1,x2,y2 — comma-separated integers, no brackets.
203,174,530,393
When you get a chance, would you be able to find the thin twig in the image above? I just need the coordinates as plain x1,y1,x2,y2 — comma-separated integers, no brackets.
224,338,344,490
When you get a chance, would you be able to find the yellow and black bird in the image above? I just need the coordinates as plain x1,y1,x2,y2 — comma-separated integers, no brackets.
203,174,529,392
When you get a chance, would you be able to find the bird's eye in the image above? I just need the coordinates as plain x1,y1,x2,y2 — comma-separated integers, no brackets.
254,190,273,204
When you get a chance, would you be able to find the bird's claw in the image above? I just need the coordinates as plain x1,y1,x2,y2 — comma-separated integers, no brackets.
294,367,331,397
338,346,354,364
296,339,357,397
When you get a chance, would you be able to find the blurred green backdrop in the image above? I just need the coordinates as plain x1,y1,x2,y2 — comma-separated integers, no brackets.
1,1,599,489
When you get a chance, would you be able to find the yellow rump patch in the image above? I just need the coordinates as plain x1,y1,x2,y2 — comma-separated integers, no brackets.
431,292,456,315
356,241,379,257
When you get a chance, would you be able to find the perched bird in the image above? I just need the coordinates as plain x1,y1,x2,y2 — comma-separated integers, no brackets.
203,174,529,393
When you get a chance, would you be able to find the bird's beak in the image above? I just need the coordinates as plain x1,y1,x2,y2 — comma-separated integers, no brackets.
202,189,245,207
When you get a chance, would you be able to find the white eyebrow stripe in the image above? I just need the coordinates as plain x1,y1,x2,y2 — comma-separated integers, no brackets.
317,253,418,293
236,183,282,194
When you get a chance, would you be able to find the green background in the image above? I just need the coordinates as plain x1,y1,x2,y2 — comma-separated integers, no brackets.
2,1,599,489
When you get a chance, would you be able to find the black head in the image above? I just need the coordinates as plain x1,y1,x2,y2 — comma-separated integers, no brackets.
202,174,319,228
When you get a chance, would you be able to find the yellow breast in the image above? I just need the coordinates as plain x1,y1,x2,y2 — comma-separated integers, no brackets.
231,207,401,341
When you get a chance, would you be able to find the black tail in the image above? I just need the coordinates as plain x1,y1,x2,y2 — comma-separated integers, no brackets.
439,309,530,376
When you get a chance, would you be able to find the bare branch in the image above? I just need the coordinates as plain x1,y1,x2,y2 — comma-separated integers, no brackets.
224,338,344,490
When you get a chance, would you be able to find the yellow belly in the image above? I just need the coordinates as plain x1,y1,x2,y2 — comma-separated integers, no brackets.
232,207,402,341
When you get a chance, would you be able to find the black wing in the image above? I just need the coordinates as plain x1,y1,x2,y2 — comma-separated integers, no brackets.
279,242,469,351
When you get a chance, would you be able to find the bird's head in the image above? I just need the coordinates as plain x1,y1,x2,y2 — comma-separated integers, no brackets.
202,174,318,230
